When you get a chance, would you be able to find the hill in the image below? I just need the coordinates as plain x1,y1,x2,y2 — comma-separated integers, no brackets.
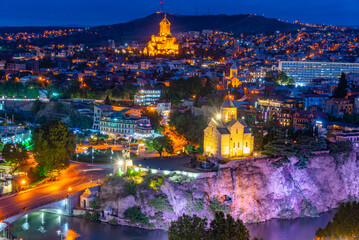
3,13,308,45
84,13,305,45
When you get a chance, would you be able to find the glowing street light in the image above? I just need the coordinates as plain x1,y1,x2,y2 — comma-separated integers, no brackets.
216,114,221,120
57,229,63,240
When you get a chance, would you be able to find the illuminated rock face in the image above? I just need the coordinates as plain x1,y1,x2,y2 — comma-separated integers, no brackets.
143,14,179,56
203,96,254,158
99,152,359,229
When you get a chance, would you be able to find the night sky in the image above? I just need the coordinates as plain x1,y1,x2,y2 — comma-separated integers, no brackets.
0,0,358,27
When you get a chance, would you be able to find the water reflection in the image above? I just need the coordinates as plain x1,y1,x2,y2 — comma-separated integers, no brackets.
11,211,168,240
246,210,336,240
11,210,336,240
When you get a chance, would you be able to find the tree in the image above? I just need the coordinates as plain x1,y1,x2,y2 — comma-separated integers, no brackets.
169,213,252,240
2,143,29,173
32,121,76,176
145,136,174,157
141,108,163,132
333,72,348,98
169,110,207,145
209,212,250,240
262,129,295,159
104,95,111,105
31,99,44,114
315,201,359,239
264,71,294,85
169,214,208,240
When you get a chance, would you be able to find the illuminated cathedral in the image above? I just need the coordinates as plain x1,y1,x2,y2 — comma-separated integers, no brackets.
143,14,179,56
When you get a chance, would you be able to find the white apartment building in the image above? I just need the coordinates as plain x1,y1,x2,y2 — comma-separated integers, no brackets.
279,61,359,85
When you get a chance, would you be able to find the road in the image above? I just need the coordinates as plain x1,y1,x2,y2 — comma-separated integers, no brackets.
0,162,112,220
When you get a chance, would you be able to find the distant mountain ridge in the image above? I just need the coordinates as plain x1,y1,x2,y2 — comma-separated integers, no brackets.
0,13,308,45
88,13,306,43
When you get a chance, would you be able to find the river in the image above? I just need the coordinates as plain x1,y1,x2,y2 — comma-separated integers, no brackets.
10,210,336,240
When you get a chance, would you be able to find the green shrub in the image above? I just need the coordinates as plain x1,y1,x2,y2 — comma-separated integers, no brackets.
109,218,118,225
90,211,100,222
124,206,148,224
90,200,100,210
151,194,173,212
83,211,91,219
209,197,231,214
124,180,137,196
149,177,164,191
127,168,141,177
271,157,290,168
193,198,204,212
294,157,309,169
329,141,353,154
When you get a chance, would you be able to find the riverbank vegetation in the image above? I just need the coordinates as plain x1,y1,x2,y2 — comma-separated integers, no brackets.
315,201,359,240
169,212,262,240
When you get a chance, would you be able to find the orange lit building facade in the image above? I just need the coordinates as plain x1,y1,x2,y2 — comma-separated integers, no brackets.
144,14,179,56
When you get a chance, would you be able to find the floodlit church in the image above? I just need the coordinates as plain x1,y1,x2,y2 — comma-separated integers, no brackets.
143,14,179,56
224,62,241,88
203,96,254,158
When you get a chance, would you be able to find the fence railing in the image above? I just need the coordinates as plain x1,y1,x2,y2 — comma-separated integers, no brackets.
0,195,67,221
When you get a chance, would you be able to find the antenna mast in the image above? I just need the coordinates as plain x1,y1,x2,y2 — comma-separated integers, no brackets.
160,0,164,13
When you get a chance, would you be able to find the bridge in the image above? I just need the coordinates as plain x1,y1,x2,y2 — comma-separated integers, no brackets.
0,162,112,237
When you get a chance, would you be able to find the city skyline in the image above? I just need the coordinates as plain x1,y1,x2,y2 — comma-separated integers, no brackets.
0,0,358,27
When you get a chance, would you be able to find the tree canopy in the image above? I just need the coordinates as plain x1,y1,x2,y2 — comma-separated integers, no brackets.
141,108,163,132
2,143,29,173
32,120,76,176
265,71,294,85
169,212,254,240
333,72,348,98
316,201,359,239
169,110,207,145
145,135,174,157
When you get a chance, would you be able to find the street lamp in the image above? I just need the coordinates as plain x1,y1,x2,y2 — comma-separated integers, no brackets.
57,230,63,240
20,179,26,190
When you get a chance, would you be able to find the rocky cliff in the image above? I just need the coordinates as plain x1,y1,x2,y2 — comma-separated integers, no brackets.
99,152,359,229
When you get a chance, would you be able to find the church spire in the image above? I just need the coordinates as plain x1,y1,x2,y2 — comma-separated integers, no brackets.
221,95,237,122
160,14,171,36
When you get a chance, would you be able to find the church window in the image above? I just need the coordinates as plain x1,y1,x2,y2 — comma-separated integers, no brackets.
233,142,235,148
245,142,248,147
237,142,239,148
236,129,238,134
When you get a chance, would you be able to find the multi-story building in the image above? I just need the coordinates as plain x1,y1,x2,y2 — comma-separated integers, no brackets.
93,105,113,130
0,125,31,145
293,110,326,130
279,61,359,85
299,93,330,111
134,88,162,106
325,98,353,118
99,111,153,138
256,98,301,126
